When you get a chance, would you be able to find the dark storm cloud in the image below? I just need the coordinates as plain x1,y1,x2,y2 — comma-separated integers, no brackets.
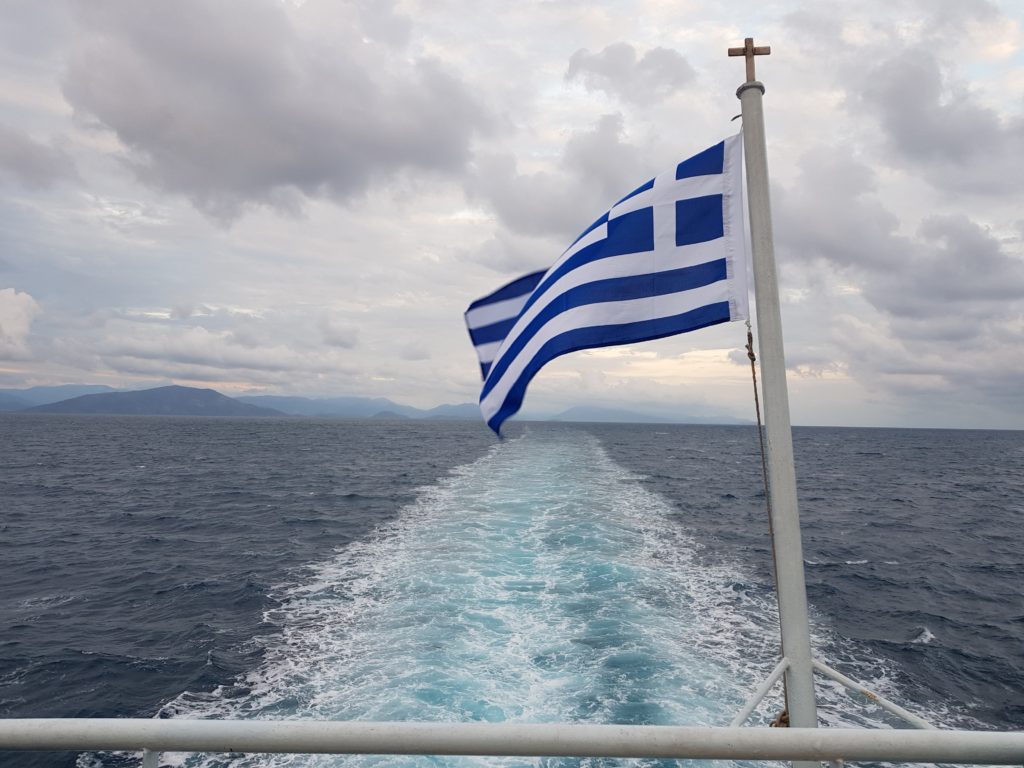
0,123,77,189
60,0,490,222
859,49,1024,195
566,43,696,105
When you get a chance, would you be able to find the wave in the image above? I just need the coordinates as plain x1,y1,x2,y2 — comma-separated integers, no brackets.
912,627,936,645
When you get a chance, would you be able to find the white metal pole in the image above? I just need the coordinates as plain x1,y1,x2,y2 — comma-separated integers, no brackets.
812,659,936,730
731,657,790,727
737,75,819,735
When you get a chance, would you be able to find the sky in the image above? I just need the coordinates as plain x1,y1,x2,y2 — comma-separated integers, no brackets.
1,0,1022,429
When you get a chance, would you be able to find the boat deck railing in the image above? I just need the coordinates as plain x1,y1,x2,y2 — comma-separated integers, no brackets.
2,718,1024,766
3,659,1022,765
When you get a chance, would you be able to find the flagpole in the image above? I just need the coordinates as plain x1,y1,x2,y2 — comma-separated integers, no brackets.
730,39,819,739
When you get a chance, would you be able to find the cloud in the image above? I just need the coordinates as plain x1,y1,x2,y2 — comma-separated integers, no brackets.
399,340,430,361
561,113,643,203
96,322,341,375
858,48,1024,195
847,213,1024,377
319,314,359,349
61,0,491,222
467,113,641,241
774,146,903,270
465,230,551,275
0,288,40,358
773,135,1024,420
0,123,77,189
352,0,411,46
566,43,695,104
0,2,75,62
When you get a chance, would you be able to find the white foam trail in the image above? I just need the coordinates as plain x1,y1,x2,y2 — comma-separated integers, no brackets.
83,429,956,767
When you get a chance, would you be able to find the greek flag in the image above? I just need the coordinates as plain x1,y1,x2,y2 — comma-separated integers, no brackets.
465,133,749,434
464,270,547,381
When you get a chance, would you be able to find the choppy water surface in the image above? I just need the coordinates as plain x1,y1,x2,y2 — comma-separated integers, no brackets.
0,416,1021,768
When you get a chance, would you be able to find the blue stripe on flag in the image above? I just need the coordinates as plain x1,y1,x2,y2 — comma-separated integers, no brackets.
676,141,724,179
675,195,724,246
614,178,656,207
469,317,516,346
466,270,545,311
567,212,609,250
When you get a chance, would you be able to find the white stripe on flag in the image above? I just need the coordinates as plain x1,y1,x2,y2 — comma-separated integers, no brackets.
473,340,503,366
465,294,531,330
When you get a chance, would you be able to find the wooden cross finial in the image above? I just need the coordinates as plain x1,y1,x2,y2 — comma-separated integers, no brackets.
728,37,771,83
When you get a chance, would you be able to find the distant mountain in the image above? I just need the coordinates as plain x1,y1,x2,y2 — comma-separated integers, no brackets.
423,403,481,420
237,395,480,420
551,405,752,425
552,406,677,424
0,393,33,411
10,386,482,421
369,410,412,420
4,382,748,425
237,394,422,419
25,385,287,417
0,384,117,410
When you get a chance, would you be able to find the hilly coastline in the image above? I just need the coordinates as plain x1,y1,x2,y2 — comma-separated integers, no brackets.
24,385,286,418
4,384,749,425
2,386,480,419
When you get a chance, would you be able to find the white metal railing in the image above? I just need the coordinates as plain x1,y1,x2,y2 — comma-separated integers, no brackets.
6,657,1019,766
2,719,1024,764
729,657,937,731
731,657,791,727
811,659,936,731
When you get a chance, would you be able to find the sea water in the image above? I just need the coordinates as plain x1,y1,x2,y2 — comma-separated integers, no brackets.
1,416,1021,768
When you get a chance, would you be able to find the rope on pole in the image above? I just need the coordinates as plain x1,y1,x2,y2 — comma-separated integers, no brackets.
746,321,789,725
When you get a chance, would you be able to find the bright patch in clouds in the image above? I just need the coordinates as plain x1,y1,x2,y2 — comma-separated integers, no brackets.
0,289,39,358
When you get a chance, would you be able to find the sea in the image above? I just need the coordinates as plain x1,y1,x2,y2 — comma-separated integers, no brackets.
1,415,1022,768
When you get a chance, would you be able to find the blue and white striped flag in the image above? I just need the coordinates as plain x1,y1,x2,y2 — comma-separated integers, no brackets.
464,269,547,381
465,133,749,434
